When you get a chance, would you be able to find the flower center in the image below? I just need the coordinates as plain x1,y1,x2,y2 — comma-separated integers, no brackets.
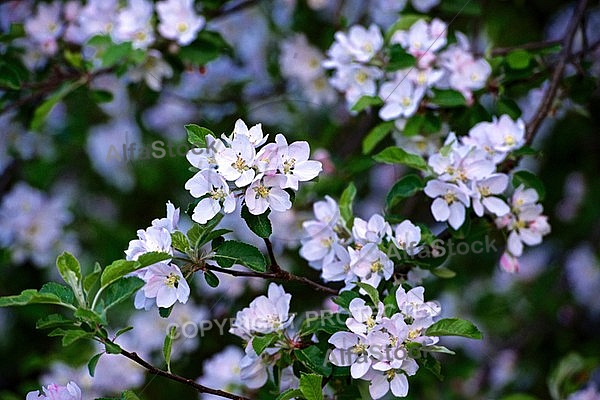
253,183,270,199
232,155,249,172
443,190,457,204
283,158,296,174
355,71,368,84
505,135,516,146
164,273,179,288
371,261,383,273
176,22,188,33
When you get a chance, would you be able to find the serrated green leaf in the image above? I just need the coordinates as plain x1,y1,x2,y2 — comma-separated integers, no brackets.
383,286,400,317
159,306,174,318
430,89,467,107
213,240,267,272
115,326,134,338
39,282,75,305
301,313,348,336
121,391,141,400
354,282,380,306
296,346,332,377
422,352,444,380
88,353,102,377
512,170,546,200
299,373,323,400
185,124,214,147
49,328,92,347
137,251,172,268
362,121,394,154
403,114,425,137
351,95,383,112
100,260,137,289
426,318,483,339
252,333,279,355
203,270,219,288
386,174,424,208
0,289,72,309
373,146,429,171
241,205,272,238
171,231,189,252
179,30,231,65
163,326,176,373
102,42,133,68
36,314,75,330
187,214,224,247
75,308,104,325
100,277,145,313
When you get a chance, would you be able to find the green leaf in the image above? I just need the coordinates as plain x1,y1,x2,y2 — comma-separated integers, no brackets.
497,97,522,119
426,318,483,339
430,89,467,107
548,353,586,400
506,49,532,70
36,314,75,330
203,270,220,288
383,286,400,317
48,328,93,347
299,373,323,400
88,353,103,377
354,282,380,306
422,352,443,380
351,95,383,112
332,290,360,311
500,395,539,400
431,267,456,279
512,170,546,201
426,345,456,355
100,277,145,313
74,308,104,325
386,44,416,71
339,182,357,227
102,42,133,68
179,30,231,65
163,325,176,373
115,326,134,338
84,262,102,296
403,114,425,137
213,240,267,272
121,391,141,400
100,260,137,289
39,282,75,305
171,231,190,252
252,333,279,355
276,389,304,400
511,146,539,157
373,146,429,171
90,89,113,103
187,214,224,247
185,124,214,147
386,174,424,208
136,251,172,268
241,205,272,238
362,121,394,154
0,62,21,89
105,341,122,354
295,346,332,377
0,289,72,309
31,80,83,131
56,252,84,305
159,306,174,318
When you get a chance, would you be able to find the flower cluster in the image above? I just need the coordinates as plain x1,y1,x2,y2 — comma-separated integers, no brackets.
422,115,550,270
14,0,205,89
124,201,191,309
323,19,491,112
496,185,551,272
329,286,441,399
0,182,77,267
279,34,337,106
229,283,296,389
185,119,322,224
299,196,423,290
26,381,82,400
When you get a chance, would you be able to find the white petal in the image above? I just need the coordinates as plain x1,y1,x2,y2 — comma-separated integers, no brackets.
482,196,510,216
351,357,371,379
507,231,523,257
448,202,465,230
390,373,409,397
431,198,450,222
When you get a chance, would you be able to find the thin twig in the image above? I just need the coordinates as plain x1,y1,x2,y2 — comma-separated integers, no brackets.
525,0,590,145
117,346,252,400
490,39,562,57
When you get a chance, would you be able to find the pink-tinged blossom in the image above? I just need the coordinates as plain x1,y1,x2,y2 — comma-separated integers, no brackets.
352,214,392,245
125,226,173,261
185,169,236,224
392,220,422,255
391,18,447,68
75,0,118,41
112,0,154,49
136,262,190,309
230,283,294,340
424,180,470,230
244,175,292,215
156,0,205,46
379,77,426,120
275,134,322,190
151,201,180,233
230,119,268,148
333,24,383,63
470,174,510,217
505,204,551,257
26,381,82,400
464,115,526,162
346,298,386,335
499,251,520,273
349,243,394,290
216,134,257,187
24,2,63,55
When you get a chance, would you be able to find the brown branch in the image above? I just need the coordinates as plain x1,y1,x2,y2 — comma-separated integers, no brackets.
525,0,590,145
116,346,252,400
490,39,562,57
